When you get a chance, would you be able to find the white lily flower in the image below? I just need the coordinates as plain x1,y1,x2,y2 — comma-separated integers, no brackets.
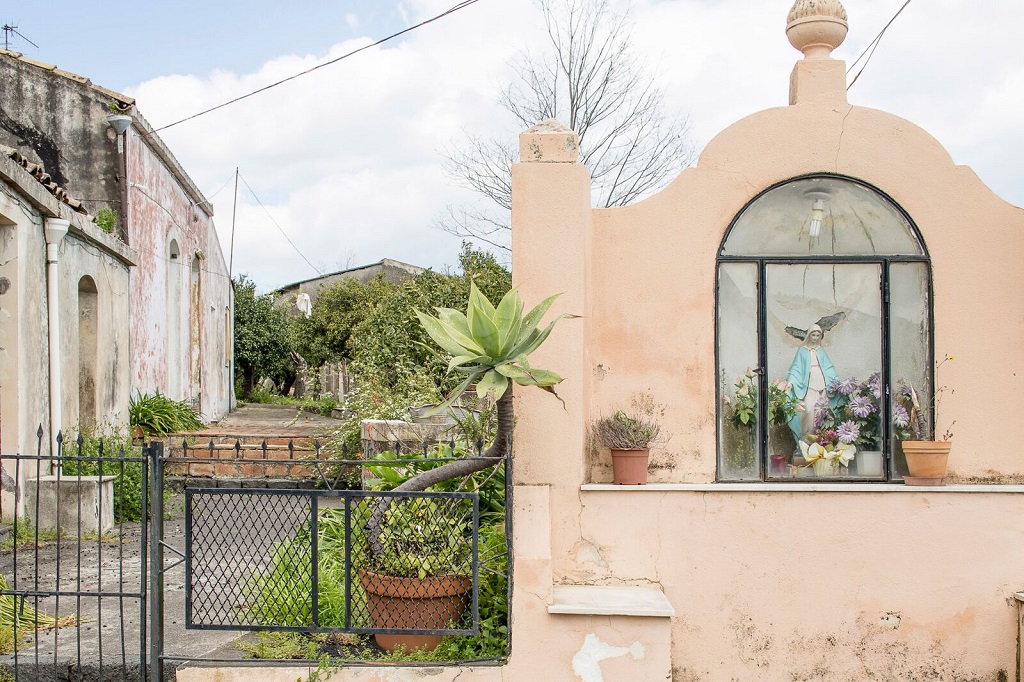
800,441,827,463
835,442,856,467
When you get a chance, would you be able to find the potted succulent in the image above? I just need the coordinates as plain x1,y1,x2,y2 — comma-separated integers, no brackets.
359,497,472,652
894,356,955,485
592,403,663,485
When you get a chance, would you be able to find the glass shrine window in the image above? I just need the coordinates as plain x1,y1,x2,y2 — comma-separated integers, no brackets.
716,175,931,482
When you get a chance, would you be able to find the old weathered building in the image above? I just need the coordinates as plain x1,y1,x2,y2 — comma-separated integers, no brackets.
0,49,232,446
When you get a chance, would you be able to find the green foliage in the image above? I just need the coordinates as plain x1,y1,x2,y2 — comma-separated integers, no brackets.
289,277,370,370
247,507,368,629
247,453,510,661
93,207,117,233
1,521,62,550
246,387,338,416
61,426,144,522
291,244,511,390
369,498,471,579
430,522,508,660
724,373,800,430
129,390,204,435
364,443,506,526
235,632,320,660
234,274,293,397
332,363,439,454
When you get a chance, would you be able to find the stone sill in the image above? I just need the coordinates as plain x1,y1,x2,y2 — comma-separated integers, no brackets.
548,585,674,618
582,483,1024,493
1015,592,1024,604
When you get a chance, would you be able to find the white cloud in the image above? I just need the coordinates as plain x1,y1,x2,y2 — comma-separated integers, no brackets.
126,0,1024,291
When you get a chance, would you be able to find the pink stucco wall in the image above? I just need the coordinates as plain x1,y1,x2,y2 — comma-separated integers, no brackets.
126,124,232,420
503,51,1024,680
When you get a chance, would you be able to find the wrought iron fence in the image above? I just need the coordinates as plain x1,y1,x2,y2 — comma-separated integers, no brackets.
0,428,512,679
0,427,149,681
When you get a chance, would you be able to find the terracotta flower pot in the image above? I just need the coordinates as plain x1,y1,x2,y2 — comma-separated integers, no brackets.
610,448,650,484
359,570,471,652
901,440,952,485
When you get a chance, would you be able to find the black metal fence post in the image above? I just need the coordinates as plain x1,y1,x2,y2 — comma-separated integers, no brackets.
149,441,164,682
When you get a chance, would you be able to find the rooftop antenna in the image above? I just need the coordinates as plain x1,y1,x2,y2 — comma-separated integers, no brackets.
2,24,39,52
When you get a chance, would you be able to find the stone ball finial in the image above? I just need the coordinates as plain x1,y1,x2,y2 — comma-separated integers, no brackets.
786,0,848,59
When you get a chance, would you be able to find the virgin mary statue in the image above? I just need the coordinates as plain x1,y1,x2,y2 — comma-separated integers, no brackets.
786,324,840,442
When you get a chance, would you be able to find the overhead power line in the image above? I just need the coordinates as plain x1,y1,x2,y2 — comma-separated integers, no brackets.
150,0,483,134
847,0,914,91
237,172,323,277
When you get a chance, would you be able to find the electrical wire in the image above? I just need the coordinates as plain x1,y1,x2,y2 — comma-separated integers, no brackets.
203,172,237,202
148,0,483,134
237,172,322,277
847,0,914,91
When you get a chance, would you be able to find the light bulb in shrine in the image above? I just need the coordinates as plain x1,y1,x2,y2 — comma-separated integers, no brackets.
808,198,826,237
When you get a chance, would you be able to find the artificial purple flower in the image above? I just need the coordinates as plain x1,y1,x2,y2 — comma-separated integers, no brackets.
827,379,842,396
839,377,859,396
813,394,831,431
837,421,860,444
850,395,875,418
868,372,882,399
893,403,910,428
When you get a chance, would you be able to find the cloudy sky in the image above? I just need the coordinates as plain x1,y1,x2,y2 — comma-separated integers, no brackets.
5,1,1021,291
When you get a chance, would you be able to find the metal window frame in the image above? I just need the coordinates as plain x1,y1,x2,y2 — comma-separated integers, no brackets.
714,173,935,483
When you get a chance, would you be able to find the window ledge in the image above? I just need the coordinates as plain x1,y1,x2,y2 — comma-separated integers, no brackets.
581,483,1024,493
548,585,674,618
1015,592,1024,605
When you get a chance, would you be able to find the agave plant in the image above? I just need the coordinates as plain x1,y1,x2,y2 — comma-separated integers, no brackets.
416,282,570,413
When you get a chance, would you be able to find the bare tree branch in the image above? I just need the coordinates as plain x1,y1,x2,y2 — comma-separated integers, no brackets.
438,0,697,246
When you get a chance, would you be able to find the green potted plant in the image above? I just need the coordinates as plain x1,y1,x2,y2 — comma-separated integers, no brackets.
359,497,472,652
894,355,955,485
592,401,663,484
722,372,800,476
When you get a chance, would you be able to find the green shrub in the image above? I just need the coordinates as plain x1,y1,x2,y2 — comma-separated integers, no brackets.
61,426,145,522
129,391,204,436
94,207,117,233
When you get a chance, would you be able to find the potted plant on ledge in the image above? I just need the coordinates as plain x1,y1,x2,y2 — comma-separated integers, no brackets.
894,355,955,486
592,401,663,485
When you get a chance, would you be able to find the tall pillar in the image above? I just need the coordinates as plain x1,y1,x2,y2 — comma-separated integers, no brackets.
511,119,590,487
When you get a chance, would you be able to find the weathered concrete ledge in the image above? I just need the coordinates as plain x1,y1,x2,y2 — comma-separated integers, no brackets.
548,585,674,618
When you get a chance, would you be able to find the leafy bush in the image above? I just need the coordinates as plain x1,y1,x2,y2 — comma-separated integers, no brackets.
129,391,204,436
61,426,145,522
94,207,117,233
331,363,439,454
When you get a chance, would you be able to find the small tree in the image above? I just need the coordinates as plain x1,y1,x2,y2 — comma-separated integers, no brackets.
440,0,696,252
366,283,574,555
233,275,292,397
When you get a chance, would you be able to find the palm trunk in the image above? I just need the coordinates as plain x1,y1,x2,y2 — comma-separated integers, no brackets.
366,388,513,558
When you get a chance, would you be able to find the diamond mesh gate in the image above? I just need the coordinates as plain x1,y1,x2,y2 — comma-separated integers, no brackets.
183,489,479,635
